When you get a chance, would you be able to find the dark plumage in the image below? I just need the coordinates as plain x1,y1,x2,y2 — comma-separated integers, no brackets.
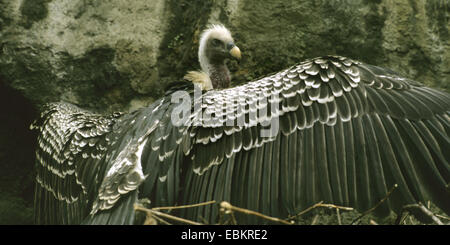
32,26,450,225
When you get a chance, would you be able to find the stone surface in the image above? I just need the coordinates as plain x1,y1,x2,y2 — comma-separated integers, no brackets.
227,0,450,90
1,0,448,111
1,0,170,112
0,0,448,224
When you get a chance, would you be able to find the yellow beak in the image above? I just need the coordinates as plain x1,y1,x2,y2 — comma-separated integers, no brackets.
229,46,241,60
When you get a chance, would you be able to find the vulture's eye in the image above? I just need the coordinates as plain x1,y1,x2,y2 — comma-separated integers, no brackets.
211,38,222,47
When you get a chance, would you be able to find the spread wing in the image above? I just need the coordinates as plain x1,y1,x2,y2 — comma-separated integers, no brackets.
32,102,121,224
173,56,450,223
33,83,195,224
34,56,450,225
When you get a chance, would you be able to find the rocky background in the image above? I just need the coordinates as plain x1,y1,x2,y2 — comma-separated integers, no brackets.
0,0,448,224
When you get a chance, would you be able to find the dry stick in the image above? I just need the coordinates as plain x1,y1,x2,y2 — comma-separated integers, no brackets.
143,212,158,225
397,203,443,225
134,204,203,225
317,203,353,211
287,201,324,220
199,216,209,225
150,213,171,225
230,211,238,225
286,201,353,221
151,209,204,225
136,201,216,225
218,207,226,225
351,184,398,225
336,208,341,225
152,200,216,211
369,220,378,225
311,214,320,225
395,212,409,225
436,214,450,221
220,201,293,225
219,206,238,225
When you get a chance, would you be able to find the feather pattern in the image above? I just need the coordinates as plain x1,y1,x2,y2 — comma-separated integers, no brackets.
179,56,450,223
33,56,450,224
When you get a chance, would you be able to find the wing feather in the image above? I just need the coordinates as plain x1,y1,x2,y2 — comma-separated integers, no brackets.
325,123,343,205
361,114,390,215
36,56,448,224
33,102,120,224
179,56,450,223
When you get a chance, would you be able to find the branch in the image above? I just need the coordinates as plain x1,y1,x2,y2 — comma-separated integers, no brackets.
317,203,354,211
436,214,450,221
151,200,216,211
336,208,341,225
287,201,353,221
150,213,171,225
134,204,204,225
287,201,323,220
351,184,398,225
311,214,320,225
220,201,293,225
395,203,443,225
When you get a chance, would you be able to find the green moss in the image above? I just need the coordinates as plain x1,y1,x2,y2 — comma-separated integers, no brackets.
20,0,50,29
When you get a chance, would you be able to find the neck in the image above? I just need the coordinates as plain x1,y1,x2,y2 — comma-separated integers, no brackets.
206,63,230,89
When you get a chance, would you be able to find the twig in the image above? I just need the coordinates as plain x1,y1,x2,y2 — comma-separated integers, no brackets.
287,201,324,220
395,211,409,225
351,184,398,225
220,201,293,225
143,212,158,225
286,201,353,221
311,214,319,225
152,209,204,225
152,200,216,211
218,207,225,224
199,216,209,225
151,214,172,225
230,210,238,225
396,203,443,225
317,203,353,211
436,214,450,221
336,208,341,225
134,204,204,225
219,205,238,225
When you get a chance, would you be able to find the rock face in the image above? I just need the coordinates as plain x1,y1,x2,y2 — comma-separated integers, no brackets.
1,0,448,111
0,0,448,224
1,0,172,112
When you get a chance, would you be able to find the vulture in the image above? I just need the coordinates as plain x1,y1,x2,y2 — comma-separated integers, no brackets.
32,24,450,225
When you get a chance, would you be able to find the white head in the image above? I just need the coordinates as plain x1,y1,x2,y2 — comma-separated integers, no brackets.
198,24,241,76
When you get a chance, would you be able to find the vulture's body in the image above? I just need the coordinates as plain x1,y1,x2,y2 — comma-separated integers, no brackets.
32,26,450,225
